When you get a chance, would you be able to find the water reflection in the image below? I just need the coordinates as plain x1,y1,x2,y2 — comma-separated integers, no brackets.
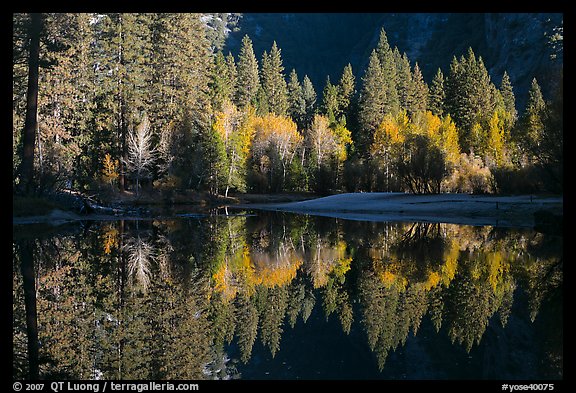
13,213,562,379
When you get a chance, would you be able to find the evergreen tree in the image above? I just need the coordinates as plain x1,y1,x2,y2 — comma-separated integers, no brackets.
443,56,463,124
375,28,400,115
209,51,235,111
500,71,516,117
149,13,213,188
499,71,517,129
24,13,98,190
337,63,355,119
357,50,385,156
428,68,445,116
322,76,339,120
518,78,546,156
407,62,428,117
395,50,412,112
225,52,238,103
301,75,317,128
287,69,305,128
236,35,260,109
260,41,289,116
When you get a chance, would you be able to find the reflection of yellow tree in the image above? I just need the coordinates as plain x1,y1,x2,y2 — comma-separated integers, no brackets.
307,238,350,289
298,232,354,334
15,215,562,378
251,245,303,288
358,222,529,368
101,224,119,255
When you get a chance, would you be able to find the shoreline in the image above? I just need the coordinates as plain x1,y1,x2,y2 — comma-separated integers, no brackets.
233,192,563,228
13,192,563,229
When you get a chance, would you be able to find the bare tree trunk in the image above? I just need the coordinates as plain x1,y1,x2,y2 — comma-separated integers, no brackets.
19,13,42,195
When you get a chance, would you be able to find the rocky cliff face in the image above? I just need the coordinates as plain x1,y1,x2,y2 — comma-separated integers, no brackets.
482,13,562,104
219,13,562,110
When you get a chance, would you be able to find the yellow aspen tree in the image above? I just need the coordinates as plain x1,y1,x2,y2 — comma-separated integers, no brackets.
101,153,119,189
439,114,461,165
487,111,505,166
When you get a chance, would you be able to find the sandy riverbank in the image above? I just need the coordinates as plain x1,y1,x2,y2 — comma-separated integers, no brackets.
237,192,563,228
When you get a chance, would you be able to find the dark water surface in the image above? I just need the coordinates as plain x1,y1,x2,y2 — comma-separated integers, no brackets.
13,212,562,380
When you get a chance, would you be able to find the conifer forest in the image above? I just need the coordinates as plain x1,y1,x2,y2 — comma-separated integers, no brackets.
13,13,563,199
13,13,563,382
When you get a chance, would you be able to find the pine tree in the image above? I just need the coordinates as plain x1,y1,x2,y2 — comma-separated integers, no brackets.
209,51,235,111
287,69,305,128
31,13,97,190
149,13,213,189
500,72,516,117
444,56,462,123
375,28,400,116
337,63,355,120
260,41,289,116
408,62,428,117
236,35,260,109
301,75,317,128
225,52,238,102
395,50,412,111
428,68,445,116
499,71,517,129
518,78,546,155
322,76,339,120
357,50,385,156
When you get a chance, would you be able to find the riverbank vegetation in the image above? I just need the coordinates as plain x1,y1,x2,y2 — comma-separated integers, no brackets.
13,13,563,208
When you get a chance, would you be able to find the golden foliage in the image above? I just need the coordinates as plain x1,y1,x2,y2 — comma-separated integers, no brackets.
101,153,119,185
101,225,119,255
307,239,351,288
252,113,302,148
253,252,303,288
440,114,461,165
423,271,441,291
373,259,408,290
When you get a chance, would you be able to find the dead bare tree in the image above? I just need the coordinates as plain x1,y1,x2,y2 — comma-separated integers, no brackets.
124,114,156,196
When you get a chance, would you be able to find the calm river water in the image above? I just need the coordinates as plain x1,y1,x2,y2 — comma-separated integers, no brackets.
13,211,562,380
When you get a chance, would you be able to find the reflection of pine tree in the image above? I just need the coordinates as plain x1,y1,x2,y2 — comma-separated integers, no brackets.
404,284,428,336
150,270,211,379
498,279,516,327
259,285,288,358
286,280,306,328
234,294,258,363
119,294,153,379
301,286,316,323
338,292,354,335
428,286,444,333
445,273,493,353
322,280,338,319
209,296,237,349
